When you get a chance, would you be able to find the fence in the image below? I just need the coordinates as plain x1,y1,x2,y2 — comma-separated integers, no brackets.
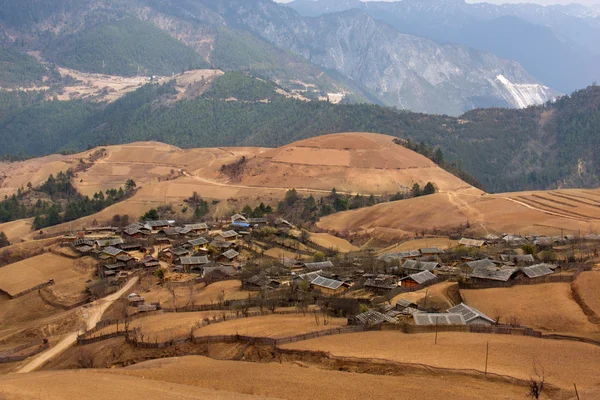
0,339,49,363
38,288,88,311
6,280,55,299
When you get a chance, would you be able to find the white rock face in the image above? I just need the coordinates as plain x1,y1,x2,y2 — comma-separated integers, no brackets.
494,74,555,109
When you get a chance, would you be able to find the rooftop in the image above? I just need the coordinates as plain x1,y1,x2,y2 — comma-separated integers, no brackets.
447,303,495,324
414,313,466,326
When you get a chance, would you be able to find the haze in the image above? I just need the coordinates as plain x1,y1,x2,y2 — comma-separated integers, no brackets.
275,0,600,6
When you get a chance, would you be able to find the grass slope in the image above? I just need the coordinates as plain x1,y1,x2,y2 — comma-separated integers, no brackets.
0,47,55,88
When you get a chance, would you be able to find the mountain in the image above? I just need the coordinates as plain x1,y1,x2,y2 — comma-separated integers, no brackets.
185,0,556,115
0,68,598,193
0,47,59,88
286,0,600,94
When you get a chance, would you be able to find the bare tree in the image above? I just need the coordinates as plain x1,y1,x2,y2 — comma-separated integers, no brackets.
313,309,321,326
77,348,95,369
528,361,545,399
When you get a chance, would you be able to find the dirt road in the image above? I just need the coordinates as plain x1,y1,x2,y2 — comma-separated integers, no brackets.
16,276,139,373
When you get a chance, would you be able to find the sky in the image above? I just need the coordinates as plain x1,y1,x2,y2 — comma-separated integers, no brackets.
274,0,600,6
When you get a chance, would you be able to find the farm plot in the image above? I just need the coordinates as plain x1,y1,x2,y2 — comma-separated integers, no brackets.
573,271,600,317
143,280,252,308
309,233,359,253
0,253,94,298
460,283,600,335
195,314,347,339
282,331,600,390
95,311,236,341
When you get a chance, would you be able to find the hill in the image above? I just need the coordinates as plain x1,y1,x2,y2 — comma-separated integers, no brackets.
230,133,476,194
44,19,209,77
318,187,600,239
1,81,600,193
0,47,58,88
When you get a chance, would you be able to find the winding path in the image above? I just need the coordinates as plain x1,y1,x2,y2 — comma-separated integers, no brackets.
16,276,139,373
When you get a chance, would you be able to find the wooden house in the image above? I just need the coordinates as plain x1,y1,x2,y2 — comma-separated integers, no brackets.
310,276,349,296
216,230,241,242
187,237,209,251
447,303,495,326
179,256,210,271
400,270,436,287
184,223,209,234
217,249,240,263
459,238,486,248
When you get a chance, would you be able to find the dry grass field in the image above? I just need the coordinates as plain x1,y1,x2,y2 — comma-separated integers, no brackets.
0,253,95,298
572,271,600,317
143,280,252,309
195,314,347,338
380,237,459,254
95,311,236,341
319,188,600,239
236,133,474,194
0,355,534,400
460,283,600,335
282,331,600,390
309,232,359,252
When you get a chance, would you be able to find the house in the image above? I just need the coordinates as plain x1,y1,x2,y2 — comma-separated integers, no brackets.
291,270,323,287
414,313,466,326
179,256,210,270
364,275,397,294
420,247,442,256
100,246,125,262
184,223,209,234
448,303,495,326
350,310,398,326
116,254,137,268
217,249,240,263
401,260,441,274
242,274,281,291
95,238,124,248
521,264,555,279
500,254,535,264
187,237,209,251
160,247,190,263
118,242,143,252
202,264,238,279
274,218,293,228
310,276,349,296
141,255,160,269
465,259,497,270
396,299,418,311
215,230,240,242
232,221,251,229
231,214,248,224
101,262,126,278
127,293,145,306
248,218,268,226
210,240,234,250
378,250,421,263
459,238,486,248
144,220,174,231
301,261,334,271
122,223,151,239
470,266,517,282
502,234,527,246
484,234,502,245
400,270,437,287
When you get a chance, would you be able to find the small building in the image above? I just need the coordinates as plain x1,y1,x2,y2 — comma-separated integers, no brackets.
521,264,555,279
420,247,442,256
184,223,209,234
459,238,486,248
141,255,160,269
401,260,441,274
100,246,125,263
210,240,234,250
503,234,528,246
301,261,334,271
470,266,517,283
400,270,437,287
242,274,281,291
127,293,145,306
500,254,535,265
465,259,497,270
378,250,421,263
447,303,495,326
310,276,349,296
144,220,174,232
217,249,240,263
350,310,398,326
216,230,240,242
231,214,248,224
414,313,466,326
116,254,137,268
95,238,124,248
179,256,210,270
291,270,323,287
118,242,143,252
202,264,238,279
396,299,418,311
187,237,209,251
122,223,151,239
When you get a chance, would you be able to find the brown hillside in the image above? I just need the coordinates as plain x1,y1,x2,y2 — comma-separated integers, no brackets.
232,132,475,194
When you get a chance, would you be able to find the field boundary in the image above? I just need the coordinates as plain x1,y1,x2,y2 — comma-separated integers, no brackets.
4,280,55,299
0,339,49,364
37,287,89,311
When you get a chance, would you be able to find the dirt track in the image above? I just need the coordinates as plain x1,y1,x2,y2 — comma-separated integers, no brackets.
16,276,139,373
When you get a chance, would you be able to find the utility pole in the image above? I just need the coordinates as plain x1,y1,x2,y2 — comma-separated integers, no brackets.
434,316,438,345
484,342,489,375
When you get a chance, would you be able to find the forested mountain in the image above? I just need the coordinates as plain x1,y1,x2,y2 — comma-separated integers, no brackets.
0,47,59,88
0,72,598,193
286,0,600,94
0,0,557,115
44,19,209,76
